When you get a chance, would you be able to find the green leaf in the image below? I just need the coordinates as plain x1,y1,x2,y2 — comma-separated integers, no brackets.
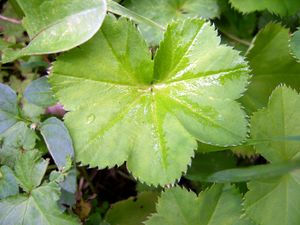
123,0,220,45
50,16,249,186
244,86,300,225
2,0,107,63
145,185,244,225
241,23,300,113
24,77,57,108
105,192,159,225
0,122,36,167
229,0,300,16
14,150,49,192
290,28,300,61
40,117,74,169
0,182,80,225
251,86,300,162
0,166,18,199
0,83,19,134
245,171,300,225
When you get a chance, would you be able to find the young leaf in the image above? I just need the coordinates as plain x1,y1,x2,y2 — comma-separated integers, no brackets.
24,77,57,108
0,182,80,225
50,16,249,186
245,86,300,225
241,23,300,113
0,122,36,167
0,83,19,134
105,192,159,225
145,185,244,225
290,28,300,61
229,0,300,16
2,0,107,63
123,0,220,45
0,166,18,199
14,150,48,192
251,86,300,162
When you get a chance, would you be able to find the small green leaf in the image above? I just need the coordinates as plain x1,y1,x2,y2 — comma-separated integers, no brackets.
24,77,57,108
14,150,49,192
145,185,243,225
290,28,300,61
245,171,300,225
0,166,18,199
0,182,80,225
244,86,300,225
2,0,107,63
40,117,74,169
123,0,220,45
50,16,249,185
105,192,159,225
0,122,36,167
229,0,300,16
241,23,300,113
251,86,300,162
0,83,19,134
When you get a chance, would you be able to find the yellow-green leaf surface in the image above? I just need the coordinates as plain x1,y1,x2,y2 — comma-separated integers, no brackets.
245,86,300,225
229,0,300,16
50,16,250,186
145,185,245,225
123,0,220,45
241,23,300,113
290,28,300,61
2,0,107,63
0,182,79,225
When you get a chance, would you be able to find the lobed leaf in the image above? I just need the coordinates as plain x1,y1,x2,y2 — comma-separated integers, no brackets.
245,86,300,225
123,0,220,45
0,182,80,225
145,185,245,225
241,23,300,113
50,16,250,186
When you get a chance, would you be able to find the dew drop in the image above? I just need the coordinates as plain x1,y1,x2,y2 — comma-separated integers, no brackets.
86,114,95,124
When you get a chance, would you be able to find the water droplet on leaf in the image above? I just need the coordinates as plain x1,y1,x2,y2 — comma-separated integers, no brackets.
86,114,95,124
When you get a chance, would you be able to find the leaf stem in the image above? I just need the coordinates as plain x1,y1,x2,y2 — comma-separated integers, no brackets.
221,30,251,46
0,15,22,24
107,0,165,31
78,167,97,194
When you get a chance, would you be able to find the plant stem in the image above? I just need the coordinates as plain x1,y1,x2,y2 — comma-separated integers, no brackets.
78,167,97,194
221,30,251,46
0,15,22,24
107,0,165,31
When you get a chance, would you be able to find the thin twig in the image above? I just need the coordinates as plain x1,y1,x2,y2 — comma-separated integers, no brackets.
0,15,22,24
221,30,251,46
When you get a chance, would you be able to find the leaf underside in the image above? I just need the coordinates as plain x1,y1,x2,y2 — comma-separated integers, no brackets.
50,15,250,186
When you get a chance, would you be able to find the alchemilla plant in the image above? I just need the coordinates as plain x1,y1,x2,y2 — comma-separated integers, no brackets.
1,0,300,225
